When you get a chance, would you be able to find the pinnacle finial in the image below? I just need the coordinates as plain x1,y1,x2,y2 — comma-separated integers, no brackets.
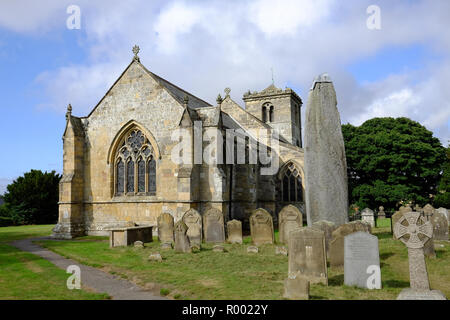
132,45,140,61
216,94,223,104
224,87,231,97
183,94,189,106
66,104,72,120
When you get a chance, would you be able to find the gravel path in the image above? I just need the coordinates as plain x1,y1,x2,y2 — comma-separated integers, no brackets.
10,237,167,300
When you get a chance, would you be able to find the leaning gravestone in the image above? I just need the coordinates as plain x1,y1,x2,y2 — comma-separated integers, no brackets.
394,212,446,300
182,208,202,247
361,208,375,228
430,210,449,241
344,232,381,289
311,220,336,257
203,208,225,243
288,227,327,285
279,205,303,244
157,212,174,244
329,221,371,268
227,220,243,244
174,220,191,253
250,208,274,246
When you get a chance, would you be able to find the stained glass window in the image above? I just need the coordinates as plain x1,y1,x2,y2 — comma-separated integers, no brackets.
138,158,145,193
148,157,156,193
282,163,303,202
116,159,124,194
126,159,135,193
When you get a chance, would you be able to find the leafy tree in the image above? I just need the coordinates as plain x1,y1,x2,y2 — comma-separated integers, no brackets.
434,145,450,208
3,170,61,225
342,117,446,211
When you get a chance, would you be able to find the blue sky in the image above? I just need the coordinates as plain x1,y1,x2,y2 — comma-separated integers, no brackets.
0,0,450,194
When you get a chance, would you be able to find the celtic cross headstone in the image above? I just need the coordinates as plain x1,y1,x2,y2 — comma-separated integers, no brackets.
394,212,446,300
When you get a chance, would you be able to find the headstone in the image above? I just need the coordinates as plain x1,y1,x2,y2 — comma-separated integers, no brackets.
203,208,225,243
250,208,274,246
283,275,309,300
157,212,174,244
304,74,349,226
134,240,144,248
311,220,336,257
400,204,413,214
278,205,303,244
344,232,381,289
182,208,202,247
378,206,386,219
174,220,191,253
288,227,327,285
227,220,243,244
275,246,288,256
423,204,435,221
436,207,449,222
247,246,259,254
394,211,446,300
361,208,375,228
393,210,436,257
414,204,423,213
430,210,449,241
329,221,371,268
148,253,162,262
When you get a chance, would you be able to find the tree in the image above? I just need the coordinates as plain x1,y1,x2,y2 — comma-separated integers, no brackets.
342,117,446,212
434,145,450,208
3,170,61,225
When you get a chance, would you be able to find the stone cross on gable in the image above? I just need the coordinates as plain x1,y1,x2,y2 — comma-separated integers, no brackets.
394,211,446,299
132,45,140,61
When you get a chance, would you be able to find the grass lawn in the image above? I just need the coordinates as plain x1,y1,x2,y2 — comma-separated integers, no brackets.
0,225,109,300
36,224,450,300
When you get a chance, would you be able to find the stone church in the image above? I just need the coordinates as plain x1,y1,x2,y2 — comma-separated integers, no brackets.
52,47,305,239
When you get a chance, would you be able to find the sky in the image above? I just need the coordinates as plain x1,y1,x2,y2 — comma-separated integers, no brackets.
0,0,449,194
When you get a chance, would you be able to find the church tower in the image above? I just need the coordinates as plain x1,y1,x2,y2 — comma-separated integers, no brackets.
242,84,303,147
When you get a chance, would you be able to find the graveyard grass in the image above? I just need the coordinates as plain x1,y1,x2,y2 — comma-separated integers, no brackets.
0,225,110,300
32,222,450,300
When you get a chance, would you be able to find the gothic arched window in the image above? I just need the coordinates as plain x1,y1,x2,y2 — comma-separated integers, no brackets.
114,129,157,196
281,163,303,202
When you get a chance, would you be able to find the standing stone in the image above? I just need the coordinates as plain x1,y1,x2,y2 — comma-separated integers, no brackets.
182,208,202,247
344,232,381,289
279,205,303,244
430,210,449,241
311,220,336,257
284,276,309,300
227,220,243,244
288,227,327,285
174,220,191,253
157,212,174,244
329,221,371,268
203,208,225,243
304,74,348,227
394,212,446,300
378,206,386,219
361,208,375,228
250,208,274,246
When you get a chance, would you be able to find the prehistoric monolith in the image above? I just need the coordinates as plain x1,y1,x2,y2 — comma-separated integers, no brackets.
304,74,348,227
394,212,446,300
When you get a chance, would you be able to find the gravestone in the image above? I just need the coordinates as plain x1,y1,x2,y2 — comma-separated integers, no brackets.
134,240,144,248
304,74,349,226
329,221,371,268
394,212,446,300
247,246,259,253
279,205,303,244
288,227,327,285
344,232,381,289
203,208,225,243
311,220,336,257
227,220,243,244
250,208,274,246
276,246,288,256
361,208,375,228
430,210,449,241
157,212,174,244
378,206,386,219
422,204,435,221
148,253,162,262
414,204,423,213
182,208,202,247
213,245,225,252
436,207,449,222
284,275,309,300
174,220,191,253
